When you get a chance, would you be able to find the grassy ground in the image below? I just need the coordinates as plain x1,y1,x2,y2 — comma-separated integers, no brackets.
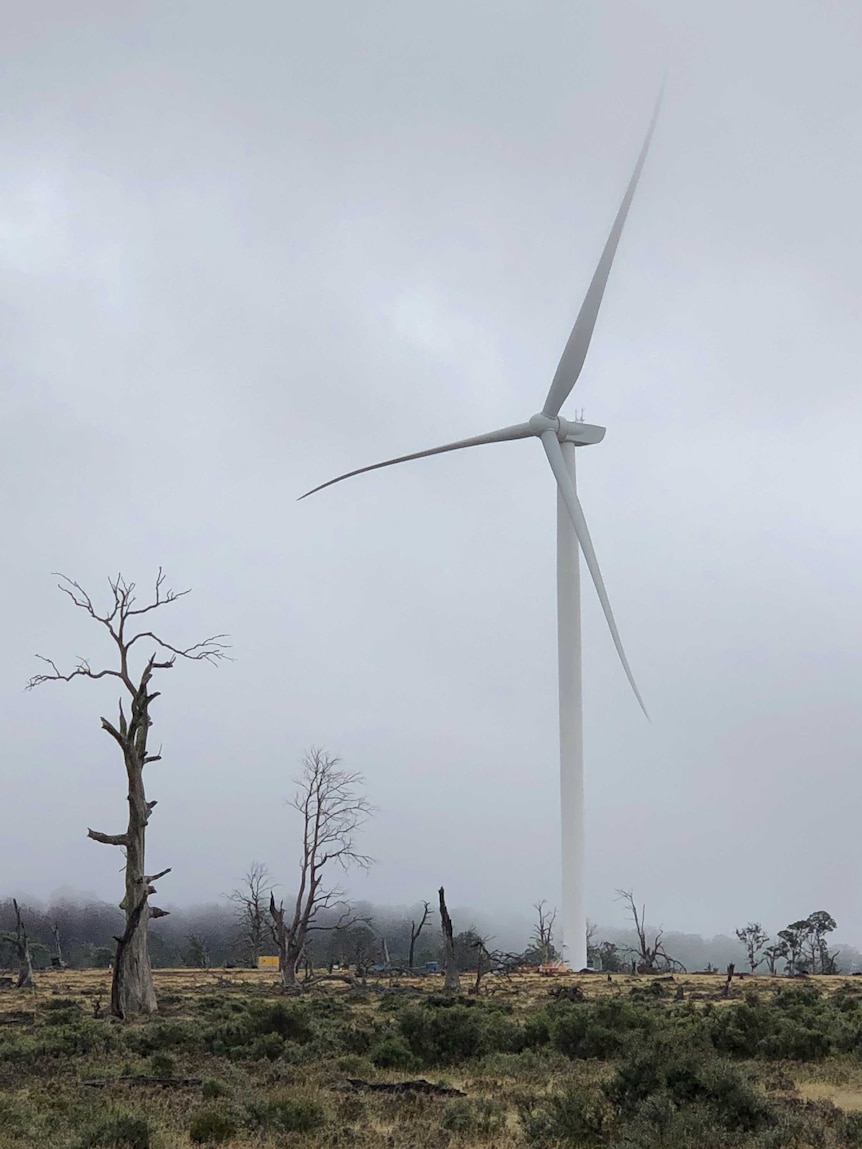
3,968,862,1147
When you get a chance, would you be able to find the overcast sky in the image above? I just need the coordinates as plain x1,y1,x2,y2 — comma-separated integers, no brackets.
2,0,861,945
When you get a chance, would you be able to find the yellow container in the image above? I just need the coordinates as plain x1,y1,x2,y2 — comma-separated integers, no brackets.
257,955,280,970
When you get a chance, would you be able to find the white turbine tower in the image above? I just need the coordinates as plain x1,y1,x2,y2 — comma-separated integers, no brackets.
302,102,660,970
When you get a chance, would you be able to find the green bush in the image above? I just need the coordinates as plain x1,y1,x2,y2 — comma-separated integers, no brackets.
371,1033,417,1070
398,1003,523,1065
523,1081,613,1146
77,1114,152,1149
549,998,655,1061
244,1094,325,1133
188,1107,238,1144
245,1032,285,1061
201,1078,229,1099
606,1035,770,1134
127,1020,199,1054
147,1051,176,1077
249,1001,314,1043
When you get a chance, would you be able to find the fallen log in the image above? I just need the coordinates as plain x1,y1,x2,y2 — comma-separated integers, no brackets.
344,1078,465,1097
83,1076,203,1088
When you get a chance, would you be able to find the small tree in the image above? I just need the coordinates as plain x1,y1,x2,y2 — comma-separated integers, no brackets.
616,889,684,972
183,934,210,969
12,900,34,988
735,923,769,972
226,862,274,967
27,571,228,1017
408,901,432,970
531,900,558,964
805,911,838,974
763,941,788,975
778,921,810,975
597,940,625,973
269,748,372,988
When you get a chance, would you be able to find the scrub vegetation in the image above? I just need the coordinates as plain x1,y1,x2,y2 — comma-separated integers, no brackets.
4,969,862,1148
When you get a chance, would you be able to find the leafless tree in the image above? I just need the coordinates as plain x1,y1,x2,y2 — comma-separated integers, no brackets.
408,901,432,970
616,889,684,973
470,933,494,994
27,570,229,1017
586,918,598,966
51,922,67,969
269,748,373,989
735,922,769,972
438,887,461,992
531,900,558,964
226,862,275,967
12,900,34,989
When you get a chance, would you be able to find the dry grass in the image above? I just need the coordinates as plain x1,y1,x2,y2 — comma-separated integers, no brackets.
3,967,862,1147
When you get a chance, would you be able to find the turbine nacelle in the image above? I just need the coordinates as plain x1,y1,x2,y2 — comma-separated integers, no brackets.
527,413,606,446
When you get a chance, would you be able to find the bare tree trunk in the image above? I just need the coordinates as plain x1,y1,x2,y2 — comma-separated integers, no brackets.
409,901,431,970
12,900,34,989
95,667,171,1018
51,922,66,968
438,887,461,993
269,895,303,989
27,571,227,1018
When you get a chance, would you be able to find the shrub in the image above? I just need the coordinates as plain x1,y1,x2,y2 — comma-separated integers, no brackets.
522,1082,613,1146
188,1107,238,1144
245,1032,285,1061
550,998,654,1061
249,1001,314,1043
77,1114,152,1149
202,1078,229,1099
398,1003,522,1065
244,1094,325,1133
606,1035,771,1134
147,1051,176,1077
371,1034,417,1070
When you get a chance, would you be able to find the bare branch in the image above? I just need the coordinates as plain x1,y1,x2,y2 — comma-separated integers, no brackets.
125,632,231,664
27,656,125,691
145,868,171,884
88,828,129,847
125,568,192,617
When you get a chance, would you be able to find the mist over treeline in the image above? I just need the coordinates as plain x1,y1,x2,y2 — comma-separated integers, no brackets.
3,893,860,975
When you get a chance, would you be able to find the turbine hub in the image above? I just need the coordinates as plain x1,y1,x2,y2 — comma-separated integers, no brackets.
529,412,606,447
528,413,559,437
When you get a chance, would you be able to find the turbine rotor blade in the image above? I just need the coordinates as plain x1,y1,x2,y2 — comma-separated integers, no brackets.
541,430,649,718
299,422,534,500
542,91,663,419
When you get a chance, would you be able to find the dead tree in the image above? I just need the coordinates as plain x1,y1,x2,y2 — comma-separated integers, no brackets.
532,900,558,963
438,887,461,992
226,862,274,967
51,922,67,969
471,934,493,994
408,901,432,970
27,571,228,1017
269,748,372,989
616,889,684,973
12,900,34,989
735,923,769,973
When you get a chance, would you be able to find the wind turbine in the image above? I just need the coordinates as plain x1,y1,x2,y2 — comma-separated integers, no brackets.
301,102,660,970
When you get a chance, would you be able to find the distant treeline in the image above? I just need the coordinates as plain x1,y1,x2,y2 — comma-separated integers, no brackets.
2,895,860,975
0,896,507,973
